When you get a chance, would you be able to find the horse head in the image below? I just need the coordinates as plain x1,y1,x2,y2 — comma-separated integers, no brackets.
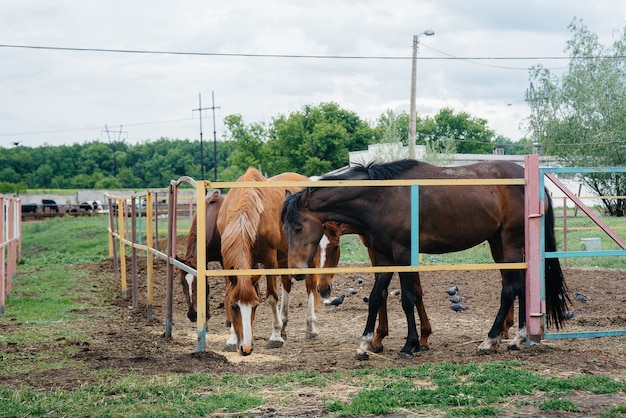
176,255,199,322
225,273,261,355
282,189,325,281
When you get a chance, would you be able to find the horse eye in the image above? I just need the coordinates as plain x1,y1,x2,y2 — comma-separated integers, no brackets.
230,303,239,312
295,226,303,234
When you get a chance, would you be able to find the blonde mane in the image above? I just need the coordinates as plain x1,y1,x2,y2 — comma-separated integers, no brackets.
220,168,266,270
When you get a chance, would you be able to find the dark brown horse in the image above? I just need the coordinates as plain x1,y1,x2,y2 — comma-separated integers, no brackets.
178,190,224,324
281,159,570,358
217,168,329,355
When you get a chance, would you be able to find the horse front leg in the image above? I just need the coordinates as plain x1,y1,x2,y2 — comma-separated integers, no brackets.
478,270,523,354
357,272,393,360
304,274,320,339
412,273,432,350
398,272,420,358
266,273,285,349
279,275,292,340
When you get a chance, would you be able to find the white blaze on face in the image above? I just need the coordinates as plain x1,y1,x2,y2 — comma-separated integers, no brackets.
319,234,330,267
185,273,195,302
239,303,254,353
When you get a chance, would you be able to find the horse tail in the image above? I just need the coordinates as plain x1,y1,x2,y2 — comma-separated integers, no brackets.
544,193,571,329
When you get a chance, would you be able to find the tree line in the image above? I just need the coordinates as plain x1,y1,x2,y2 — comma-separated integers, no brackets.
1,104,529,193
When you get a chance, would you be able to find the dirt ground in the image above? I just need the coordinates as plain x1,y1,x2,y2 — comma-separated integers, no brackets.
3,252,626,414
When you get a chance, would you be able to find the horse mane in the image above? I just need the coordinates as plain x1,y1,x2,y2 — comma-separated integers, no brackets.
282,159,421,227
321,159,420,181
221,168,266,269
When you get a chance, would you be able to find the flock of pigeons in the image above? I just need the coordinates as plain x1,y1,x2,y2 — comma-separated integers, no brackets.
322,276,591,321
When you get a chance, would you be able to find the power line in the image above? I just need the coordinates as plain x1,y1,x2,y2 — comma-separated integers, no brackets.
1,43,623,61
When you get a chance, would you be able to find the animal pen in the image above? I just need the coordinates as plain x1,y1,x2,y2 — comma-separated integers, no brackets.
106,155,626,353
1,194,21,314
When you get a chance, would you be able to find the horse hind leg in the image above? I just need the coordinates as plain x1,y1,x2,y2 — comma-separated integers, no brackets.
477,269,524,354
413,273,432,350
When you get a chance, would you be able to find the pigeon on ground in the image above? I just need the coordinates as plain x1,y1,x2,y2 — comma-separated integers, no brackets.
391,289,401,297
324,294,346,307
575,291,591,303
449,295,466,303
564,310,580,320
356,277,364,286
446,286,459,296
450,303,468,312
345,287,358,295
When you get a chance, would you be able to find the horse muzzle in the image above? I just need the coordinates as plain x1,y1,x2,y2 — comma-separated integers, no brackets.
317,284,332,298
292,273,308,281
187,309,198,322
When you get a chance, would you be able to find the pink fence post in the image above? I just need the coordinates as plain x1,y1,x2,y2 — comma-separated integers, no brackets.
1,196,5,313
525,154,544,345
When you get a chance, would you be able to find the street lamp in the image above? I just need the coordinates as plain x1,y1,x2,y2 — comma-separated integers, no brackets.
408,29,434,159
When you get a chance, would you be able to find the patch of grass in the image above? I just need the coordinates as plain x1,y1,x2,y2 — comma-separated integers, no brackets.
598,405,626,417
539,397,580,412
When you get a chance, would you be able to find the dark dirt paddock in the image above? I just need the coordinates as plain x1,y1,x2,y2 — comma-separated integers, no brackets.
3,253,626,415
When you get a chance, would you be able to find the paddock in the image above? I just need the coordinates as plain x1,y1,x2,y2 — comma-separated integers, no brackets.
105,155,626,356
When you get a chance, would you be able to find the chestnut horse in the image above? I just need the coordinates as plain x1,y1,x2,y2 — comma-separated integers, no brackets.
281,159,570,358
177,190,224,324
217,168,327,355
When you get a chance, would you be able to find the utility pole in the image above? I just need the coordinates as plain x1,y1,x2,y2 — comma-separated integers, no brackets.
211,91,219,182
408,30,434,159
192,93,220,180
104,124,126,175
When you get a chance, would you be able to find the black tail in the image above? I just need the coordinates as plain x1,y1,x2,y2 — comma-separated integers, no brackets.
544,194,571,329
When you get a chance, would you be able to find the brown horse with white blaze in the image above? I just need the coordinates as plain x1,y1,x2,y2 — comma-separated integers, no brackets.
217,168,327,355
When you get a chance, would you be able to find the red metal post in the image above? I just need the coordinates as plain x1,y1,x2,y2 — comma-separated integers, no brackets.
525,154,544,344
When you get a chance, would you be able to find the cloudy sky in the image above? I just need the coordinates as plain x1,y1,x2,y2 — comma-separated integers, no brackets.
1,1,624,148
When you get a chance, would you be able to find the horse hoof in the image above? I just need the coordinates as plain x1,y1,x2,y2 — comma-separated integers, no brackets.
306,332,319,340
507,343,521,351
371,344,384,353
266,340,284,349
398,351,414,359
223,344,237,352
419,345,430,351
355,350,370,361
476,347,497,356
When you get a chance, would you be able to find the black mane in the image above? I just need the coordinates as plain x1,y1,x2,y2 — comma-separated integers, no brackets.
281,190,305,228
321,159,420,181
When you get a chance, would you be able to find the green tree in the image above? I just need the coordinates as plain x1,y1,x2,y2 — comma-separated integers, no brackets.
525,18,626,215
267,102,374,176
416,108,495,154
222,114,267,178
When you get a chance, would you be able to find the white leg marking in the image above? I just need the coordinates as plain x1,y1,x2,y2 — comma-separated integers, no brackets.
226,324,237,346
356,332,374,358
477,335,500,354
266,294,284,344
307,291,318,338
508,327,527,350
239,303,254,353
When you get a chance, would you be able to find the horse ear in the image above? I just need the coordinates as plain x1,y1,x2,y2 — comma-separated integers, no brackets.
285,190,292,198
